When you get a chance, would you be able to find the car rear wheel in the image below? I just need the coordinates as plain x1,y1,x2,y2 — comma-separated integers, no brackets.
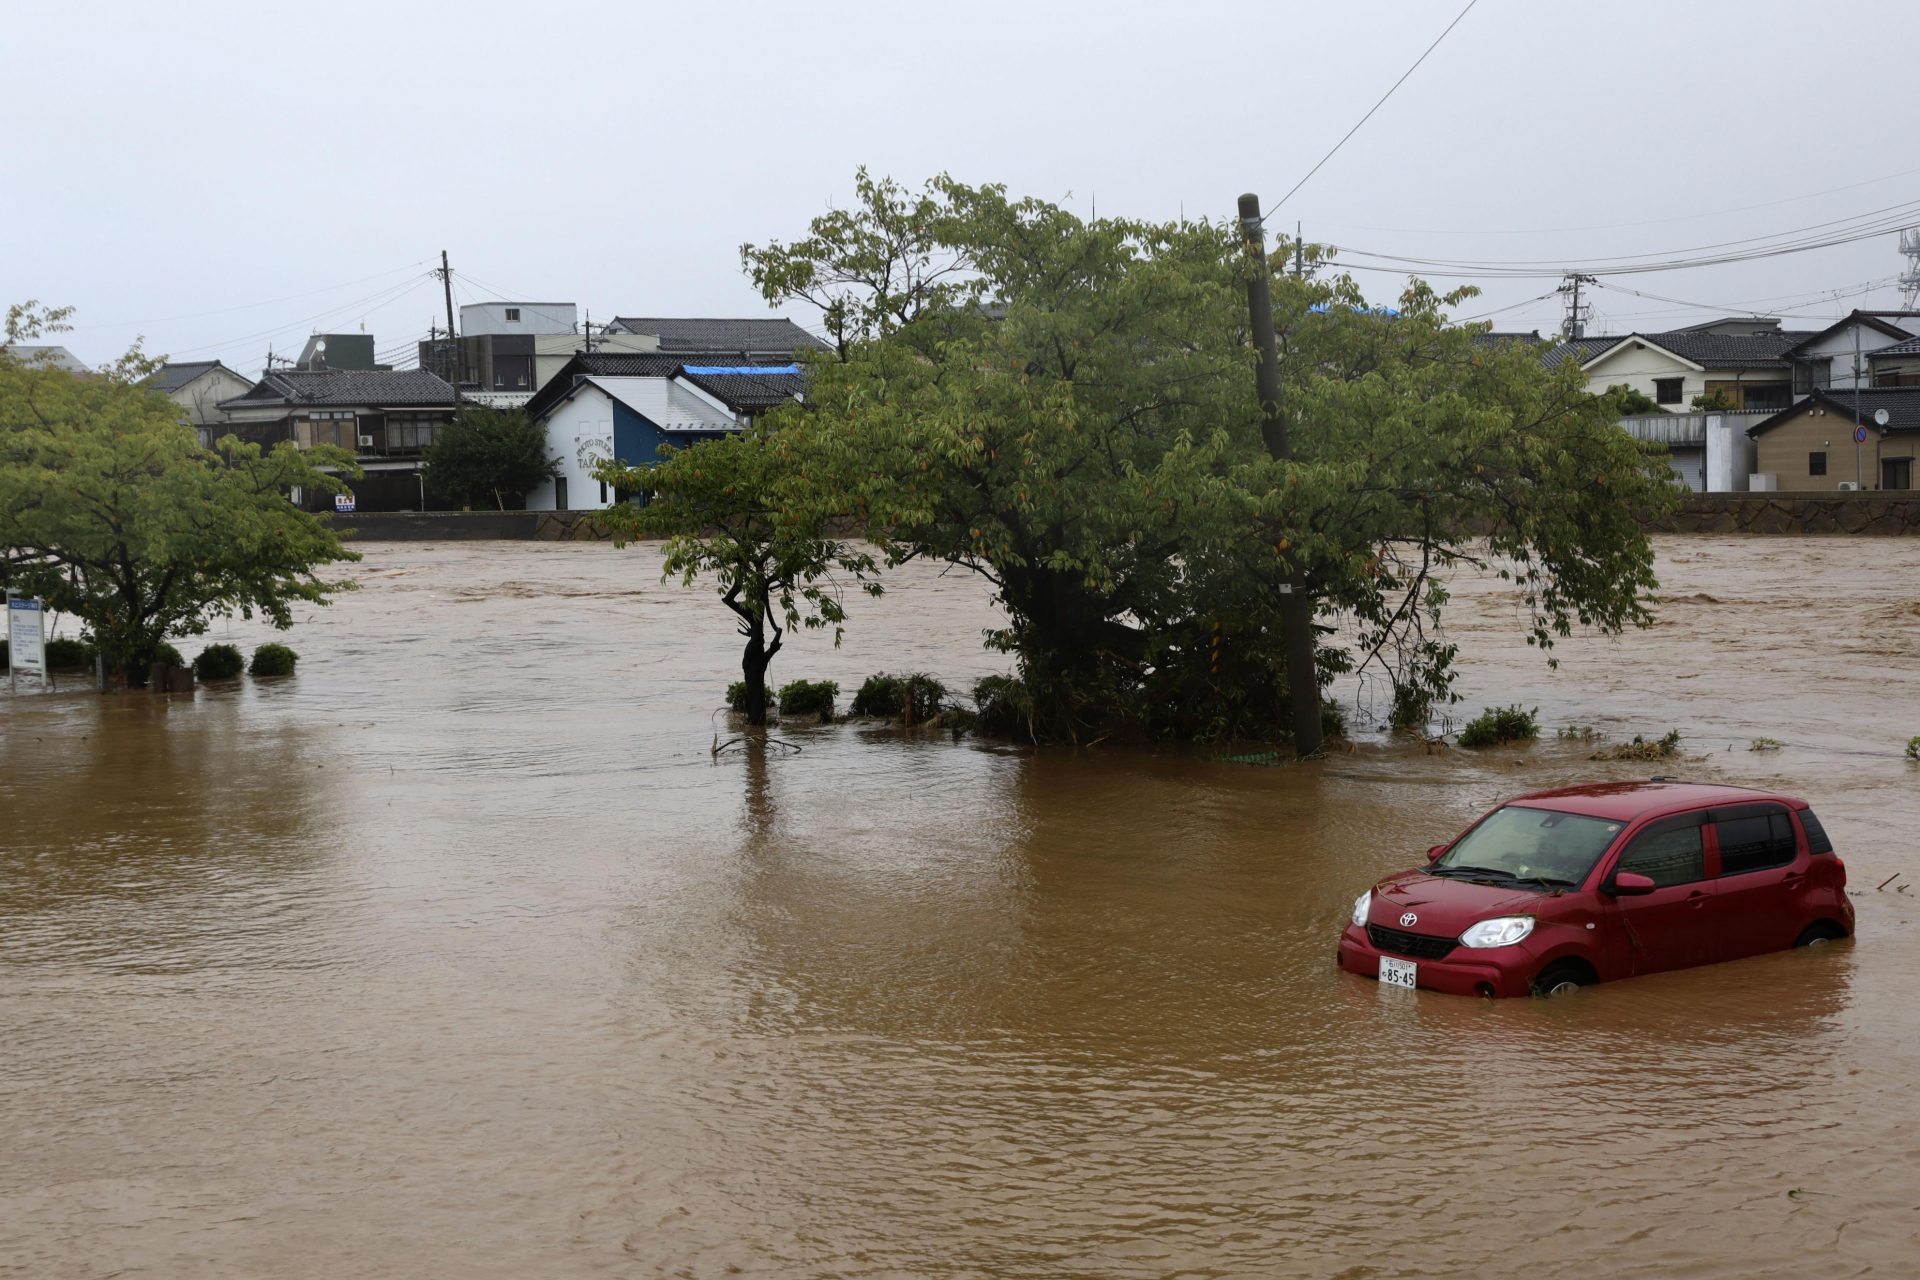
1531,960,1591,998
1794,921,1846,947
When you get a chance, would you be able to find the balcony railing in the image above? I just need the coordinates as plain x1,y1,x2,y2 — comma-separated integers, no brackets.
1616,411,1776,447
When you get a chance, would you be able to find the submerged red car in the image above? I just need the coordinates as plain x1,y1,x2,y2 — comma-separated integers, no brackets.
1338,780,1852,997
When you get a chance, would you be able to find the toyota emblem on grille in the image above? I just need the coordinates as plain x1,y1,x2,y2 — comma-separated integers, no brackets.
1399,912,1419,927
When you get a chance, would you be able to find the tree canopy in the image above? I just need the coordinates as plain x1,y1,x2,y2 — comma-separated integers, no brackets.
740,176,1678,744
422,405,560,510
593,430,877,726
1,303,359,685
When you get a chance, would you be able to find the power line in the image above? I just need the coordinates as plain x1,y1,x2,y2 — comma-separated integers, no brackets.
161,275,437,362
68,260,433,332
1267,0,1479,218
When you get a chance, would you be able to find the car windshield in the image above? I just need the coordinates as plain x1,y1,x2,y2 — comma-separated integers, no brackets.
1432,806,1624,886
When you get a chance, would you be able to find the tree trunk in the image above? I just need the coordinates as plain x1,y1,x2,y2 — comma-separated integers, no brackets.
726,581,783,728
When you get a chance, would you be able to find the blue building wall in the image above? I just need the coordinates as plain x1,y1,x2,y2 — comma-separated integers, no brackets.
610,401,732,467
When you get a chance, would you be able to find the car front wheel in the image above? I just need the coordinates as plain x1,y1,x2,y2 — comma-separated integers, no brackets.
1531,960,1591,998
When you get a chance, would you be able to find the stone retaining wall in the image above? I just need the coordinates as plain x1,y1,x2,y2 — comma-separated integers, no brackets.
1660,493,1920,535
327,511,614,541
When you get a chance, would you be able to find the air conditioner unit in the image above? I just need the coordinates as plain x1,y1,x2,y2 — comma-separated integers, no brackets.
358,435,375,448
1837,481,1861,491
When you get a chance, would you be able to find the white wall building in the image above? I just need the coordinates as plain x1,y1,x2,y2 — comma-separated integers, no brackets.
459,301,578,337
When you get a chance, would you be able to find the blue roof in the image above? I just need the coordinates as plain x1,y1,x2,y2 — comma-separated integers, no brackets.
680,363,801,376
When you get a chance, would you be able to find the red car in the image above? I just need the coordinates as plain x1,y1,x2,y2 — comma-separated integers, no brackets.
1338,779,1852,997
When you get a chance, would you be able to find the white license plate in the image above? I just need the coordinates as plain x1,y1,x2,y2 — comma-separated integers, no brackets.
1379,956,1418,990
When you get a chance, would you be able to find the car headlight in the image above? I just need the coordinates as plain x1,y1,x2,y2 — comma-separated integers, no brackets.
1351,890,1372,928
1458,916,1535,948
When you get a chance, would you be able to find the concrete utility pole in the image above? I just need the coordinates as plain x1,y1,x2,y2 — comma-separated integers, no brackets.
1239,192,1323,757
1558,272,1597,340
1854,321,1864,488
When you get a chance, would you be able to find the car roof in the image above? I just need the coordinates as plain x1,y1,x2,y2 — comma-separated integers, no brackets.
1503,780,1804,822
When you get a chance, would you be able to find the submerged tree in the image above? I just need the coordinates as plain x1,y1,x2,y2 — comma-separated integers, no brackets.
422,405,559,510
1,303,360,686
743,176,1677,744
593,430,876,726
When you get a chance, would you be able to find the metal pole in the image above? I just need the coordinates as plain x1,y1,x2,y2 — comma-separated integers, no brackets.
1854,322,1864,488
1239,192,1323,757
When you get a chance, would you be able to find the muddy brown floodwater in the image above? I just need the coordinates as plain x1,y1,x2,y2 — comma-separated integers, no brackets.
4,535,1920,1279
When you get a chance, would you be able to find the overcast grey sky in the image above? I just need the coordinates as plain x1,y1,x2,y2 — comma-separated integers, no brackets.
7,0,1917,373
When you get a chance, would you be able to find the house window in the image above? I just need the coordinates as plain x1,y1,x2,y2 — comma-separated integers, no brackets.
1653,377,1683,405
296,411,355,450
388,413,440,451
1808,451,1827,477
505,308,521,323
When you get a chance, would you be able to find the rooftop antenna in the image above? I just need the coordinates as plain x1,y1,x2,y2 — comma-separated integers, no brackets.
309,337,327,371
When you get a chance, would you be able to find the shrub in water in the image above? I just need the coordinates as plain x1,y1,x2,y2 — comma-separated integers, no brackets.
973,674,1036,740
1591,730,1681,762
249,643,299,677
725,680,749,712
44,637,96,670
194,643,246,680
850,671,947,721
1321,701,1348,741
1459,704,1540,749
154,642,185,669
776,678,838,722
1905,735,1920,762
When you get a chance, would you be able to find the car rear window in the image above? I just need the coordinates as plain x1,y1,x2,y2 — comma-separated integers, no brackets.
1798,809,1834,855
1714,806,1797,876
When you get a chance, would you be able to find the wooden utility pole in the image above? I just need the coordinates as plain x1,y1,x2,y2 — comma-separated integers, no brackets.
1239,192,1323,756
439,249,460,385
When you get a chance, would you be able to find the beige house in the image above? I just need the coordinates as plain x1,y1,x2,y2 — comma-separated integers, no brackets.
1868,335,1920,387
144,361,256,444
1747,388,1920,491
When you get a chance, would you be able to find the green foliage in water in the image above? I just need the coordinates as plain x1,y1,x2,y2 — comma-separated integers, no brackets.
0,302,358,688
775,678,838,721
154,642,184,668
850,671,947,720
1459,705,1540,749
744,172,1674,744
194,643,246,680
249,643,299,677
1592,730,1682,761
43,636,95,669
1321,700,1348,741
421,405,560,511
725,681,749,713
1905,735,1920,762
972,674,1036,740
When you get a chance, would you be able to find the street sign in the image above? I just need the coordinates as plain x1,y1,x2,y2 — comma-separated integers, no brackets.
1854,425,1869,444
7,594,46,684
334,493,356,513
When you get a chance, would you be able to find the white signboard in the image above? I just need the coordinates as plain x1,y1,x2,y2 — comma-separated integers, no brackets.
334,493,357,513
8,595,46,680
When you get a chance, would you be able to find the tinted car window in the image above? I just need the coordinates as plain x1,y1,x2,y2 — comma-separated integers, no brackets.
1435,806,1624,883
1715,808,1797,876
1798,809,1833,855
1616,818,1705,888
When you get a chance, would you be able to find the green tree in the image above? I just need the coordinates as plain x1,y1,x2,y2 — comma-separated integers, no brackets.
1605,384,1666,415
592,431,877,726
744,175,1678,743
1,303,360,687
422,405,559,510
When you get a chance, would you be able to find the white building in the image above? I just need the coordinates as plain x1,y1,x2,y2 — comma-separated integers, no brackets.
459,301,578,337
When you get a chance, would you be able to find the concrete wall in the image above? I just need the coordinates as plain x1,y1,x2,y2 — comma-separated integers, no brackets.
461,302,578,336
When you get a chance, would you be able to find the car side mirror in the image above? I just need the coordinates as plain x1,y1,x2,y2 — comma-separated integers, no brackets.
1608,871,1657,897
1426,844,1447,863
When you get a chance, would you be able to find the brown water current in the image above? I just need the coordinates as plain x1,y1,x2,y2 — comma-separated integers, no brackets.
4,535,1920,1278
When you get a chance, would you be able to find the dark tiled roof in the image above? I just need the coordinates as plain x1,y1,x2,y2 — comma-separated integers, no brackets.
1559,330,1816,371
1746,387,1920,438
1869,334,1920,359
526,350,801,421
1541,336,1616,369
143,360,248,393
1780,311,1917,357
680,368,806,411
222,368,456,409
605,317,828,355
1471,330,1546,351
